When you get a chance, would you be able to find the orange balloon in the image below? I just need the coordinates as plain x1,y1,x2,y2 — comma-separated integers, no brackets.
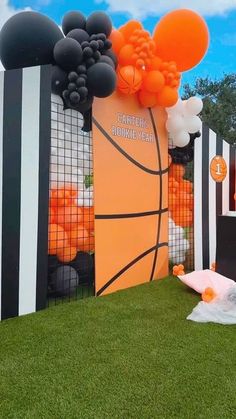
82,234,95,252
118,44,135,66
57,246,77,263
81,207,94,232
48,224,69,255
202,287,216,303
144,70,165,93
56,206,82,231
147,56,162,70
119,20,143,41
138,89,157,108
68,224,89,250
169,164,185,180
117,65,142,94
153,9,209,72
49,207,56,224
109,29,125,55
156,86,178,107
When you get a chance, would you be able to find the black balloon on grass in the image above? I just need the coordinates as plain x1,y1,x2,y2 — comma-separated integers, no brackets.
0,11,63,70
62,11,86,35
86,12,112,37
87,62,116,98
66,28,90,44
51,65,68,95
54,38,83,71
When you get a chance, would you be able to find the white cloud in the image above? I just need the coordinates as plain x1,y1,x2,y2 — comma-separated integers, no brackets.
99,0,236,19
0,0,31,71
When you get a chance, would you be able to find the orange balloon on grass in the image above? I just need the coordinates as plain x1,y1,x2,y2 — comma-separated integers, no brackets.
153,9,209,72
117,65,142,94
143,70,165,93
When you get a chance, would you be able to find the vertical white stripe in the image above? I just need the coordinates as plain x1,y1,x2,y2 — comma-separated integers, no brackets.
222,140,230,215
208,130,217,267
194,126,203,270
19,67,40,316
0,72,4,321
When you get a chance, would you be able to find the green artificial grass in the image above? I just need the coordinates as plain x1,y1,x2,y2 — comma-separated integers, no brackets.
0,277,235,419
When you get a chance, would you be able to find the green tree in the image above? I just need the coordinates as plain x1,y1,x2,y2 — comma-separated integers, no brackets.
183,74,236,145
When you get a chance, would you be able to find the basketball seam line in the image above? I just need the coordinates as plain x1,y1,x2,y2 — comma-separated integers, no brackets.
149,108,164,282
95,208,168,219
96,242,168,296
92,117,169,176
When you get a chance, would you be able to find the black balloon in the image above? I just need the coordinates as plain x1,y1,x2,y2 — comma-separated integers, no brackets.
68,71,78,82
76,77,86,87
54,38,83,70
169,131,201,164
103,49,118,68
83,47,93,58
87,62,116,98
90,40,99,51
86,12,112,37
70,91,80,105
0,11,63,70
77,64,87,74
62,11,86,35
98,55,115,68
71,252,94,284
50,266,79,296
67,28,90,44
51,65,68,95
86,57,95,68
82,109,92,132
76,96,94,113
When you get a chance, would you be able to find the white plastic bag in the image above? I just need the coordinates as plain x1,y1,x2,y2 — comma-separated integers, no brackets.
187,287,236,325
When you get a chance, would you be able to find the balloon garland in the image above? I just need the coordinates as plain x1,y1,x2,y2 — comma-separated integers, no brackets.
112,10,209,111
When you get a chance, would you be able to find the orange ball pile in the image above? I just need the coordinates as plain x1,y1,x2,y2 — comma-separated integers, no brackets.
169,164,193,228
48,184,95,262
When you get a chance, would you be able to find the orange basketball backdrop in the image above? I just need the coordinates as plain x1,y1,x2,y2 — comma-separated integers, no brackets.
92,92,169,296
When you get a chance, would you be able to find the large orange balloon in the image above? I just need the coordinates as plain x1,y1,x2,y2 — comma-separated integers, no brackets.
153,9,209,72
56,206,82,231
68,224,89,250
48,224,69,255
109,29,125,55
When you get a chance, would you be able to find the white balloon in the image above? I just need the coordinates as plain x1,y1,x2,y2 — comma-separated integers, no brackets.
166,115,185,134
167,98,184,115
172,130,190,147
184,115,202,134
185,97,203,116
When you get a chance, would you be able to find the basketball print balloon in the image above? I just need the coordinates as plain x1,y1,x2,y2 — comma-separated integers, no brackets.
92,92,169,296
117,65,143,95
210,155,227,183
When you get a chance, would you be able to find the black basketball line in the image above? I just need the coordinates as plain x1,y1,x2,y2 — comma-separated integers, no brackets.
92,117,169,176
149,108,164,282
96,242,168,296
95,208,168,219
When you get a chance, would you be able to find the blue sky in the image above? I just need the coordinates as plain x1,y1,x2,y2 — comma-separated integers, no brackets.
2,0,236,87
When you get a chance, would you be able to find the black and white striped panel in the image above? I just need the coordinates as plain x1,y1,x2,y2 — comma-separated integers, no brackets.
194,123,232,271
0,65,51,320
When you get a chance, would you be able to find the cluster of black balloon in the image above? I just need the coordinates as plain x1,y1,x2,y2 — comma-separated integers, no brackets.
169,131,201,164
0,10,117,121
51,11,117,115
48,252,95,297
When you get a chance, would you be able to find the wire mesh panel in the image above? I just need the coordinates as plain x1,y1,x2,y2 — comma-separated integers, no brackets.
168,161,194,272
47,94,95,305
